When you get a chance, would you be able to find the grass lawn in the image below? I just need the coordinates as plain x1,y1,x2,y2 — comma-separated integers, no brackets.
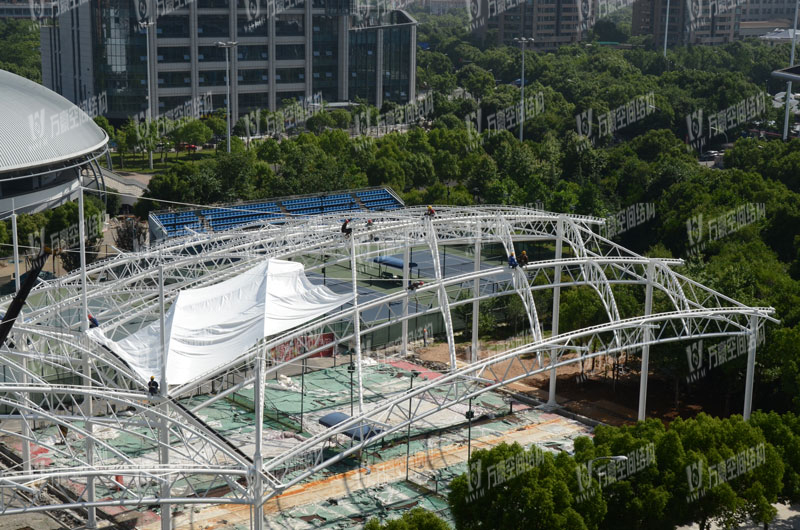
106,149,218,174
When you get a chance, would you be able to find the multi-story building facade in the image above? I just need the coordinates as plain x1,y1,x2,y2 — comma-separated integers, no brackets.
40,0,417,123
474,0,587,50
633,0,796,46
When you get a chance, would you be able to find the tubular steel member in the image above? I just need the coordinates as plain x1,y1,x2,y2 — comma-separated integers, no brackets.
0,205,778,524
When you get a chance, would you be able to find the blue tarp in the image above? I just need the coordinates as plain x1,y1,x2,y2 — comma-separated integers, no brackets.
372,256,417,270
318,412,383,441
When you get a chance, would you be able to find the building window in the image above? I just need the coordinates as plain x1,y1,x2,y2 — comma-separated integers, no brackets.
157,46,191,63
275,67,305,83
275,14,304,36
238,45,268,61
276,44,305,60
198,15,230,38
198,45,228,62
239,69,268,84
158,71,192,88
157,16,190,38
198,70,228,86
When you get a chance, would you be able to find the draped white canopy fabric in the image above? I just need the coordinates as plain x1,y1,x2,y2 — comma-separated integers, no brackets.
88,258,352,388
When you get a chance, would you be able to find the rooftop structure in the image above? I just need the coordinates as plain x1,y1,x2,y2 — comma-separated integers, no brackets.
0,69,107,213
0,204,776,528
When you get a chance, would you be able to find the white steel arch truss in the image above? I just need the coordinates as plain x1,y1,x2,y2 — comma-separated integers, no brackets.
0,205,776,528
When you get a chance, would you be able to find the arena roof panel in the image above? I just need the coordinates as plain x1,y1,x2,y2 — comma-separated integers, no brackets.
0,70,108,174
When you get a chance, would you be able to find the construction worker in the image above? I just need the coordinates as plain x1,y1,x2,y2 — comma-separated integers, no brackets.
341,219,352,237
425,205,436,218
408,280,424,291
518,250,529,267
148,376,159,397
88,313,99,328
508,252,518,269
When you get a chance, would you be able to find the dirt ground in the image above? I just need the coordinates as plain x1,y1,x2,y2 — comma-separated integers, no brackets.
413,339,726,426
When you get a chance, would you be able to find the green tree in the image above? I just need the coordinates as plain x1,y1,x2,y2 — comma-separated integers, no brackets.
364,508,449,530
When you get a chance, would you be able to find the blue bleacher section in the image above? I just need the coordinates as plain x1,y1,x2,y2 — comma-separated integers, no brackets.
152,189,403,238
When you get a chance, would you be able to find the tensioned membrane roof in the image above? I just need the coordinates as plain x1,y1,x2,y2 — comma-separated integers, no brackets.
0,69,108,174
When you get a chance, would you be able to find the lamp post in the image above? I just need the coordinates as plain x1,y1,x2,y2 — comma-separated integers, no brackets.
663,0,670,58
348,352,355,417
216,41,238,153
142,19,155,170
513,37,534,142
405,370,420,481
783,0,800,141
465,398,474,460
586,455,628,491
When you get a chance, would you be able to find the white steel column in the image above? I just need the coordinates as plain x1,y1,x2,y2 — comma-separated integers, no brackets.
158,259,171,530
252,351,265,530
743,314,758,420
79,186,97,529
637,261,655,421
350,235,364,414
401,231,410,356
11,200,30,474
424,218,457,369
471,220,481,363
548,216,564,407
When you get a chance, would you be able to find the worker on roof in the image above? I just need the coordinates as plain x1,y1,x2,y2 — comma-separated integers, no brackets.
88,314,99,328
148,376,159,397
425,205,436,218
518,250,529,267
408,280,424,291
508,252,518,269
341,219,352,237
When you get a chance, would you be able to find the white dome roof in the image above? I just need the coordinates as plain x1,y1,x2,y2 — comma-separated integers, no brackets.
0,69,108,174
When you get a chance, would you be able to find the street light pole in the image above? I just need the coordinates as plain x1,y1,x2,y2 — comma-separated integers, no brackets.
405,370,420,481
142,19,155,170
783,0,800,140
216,41,239,152
663,0,671,58
466,397,474,460
513,37,534,142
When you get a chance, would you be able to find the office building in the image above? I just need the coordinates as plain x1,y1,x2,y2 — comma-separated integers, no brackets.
40,0,417,123
633,0,797,46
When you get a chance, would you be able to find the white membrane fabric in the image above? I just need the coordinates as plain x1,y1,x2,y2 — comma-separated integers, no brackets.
87,258,352,389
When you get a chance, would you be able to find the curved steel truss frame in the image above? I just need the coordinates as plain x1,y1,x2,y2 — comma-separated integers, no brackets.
0,203,776,529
